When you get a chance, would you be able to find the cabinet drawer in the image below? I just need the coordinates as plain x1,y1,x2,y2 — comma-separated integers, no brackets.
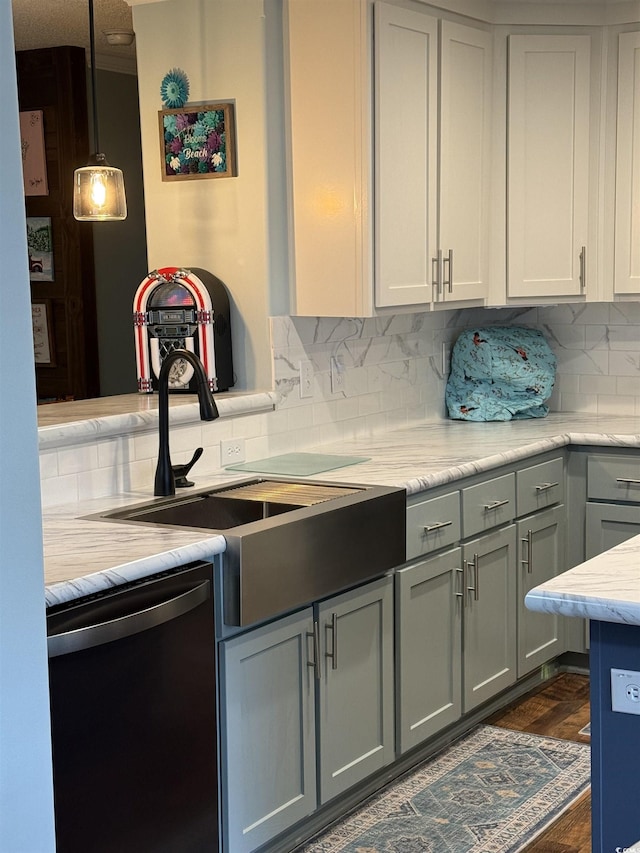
588,454,640,503
462,473,515,538
406,491,460,559
516,457,564,517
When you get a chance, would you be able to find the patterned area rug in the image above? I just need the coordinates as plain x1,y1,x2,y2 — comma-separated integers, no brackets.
300,725,590,853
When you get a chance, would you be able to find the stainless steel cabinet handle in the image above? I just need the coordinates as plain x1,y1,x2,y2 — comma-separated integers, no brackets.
520,529,533,574
424,520,453,533
483,499,509,511
307,622,321,680
443,248,454,294
47,580,210,658
466,554,479,602
579,246,586,291
432,249,443,299
325,613,338,670
535,482,559,492
616,478,640,486
455,566,464,599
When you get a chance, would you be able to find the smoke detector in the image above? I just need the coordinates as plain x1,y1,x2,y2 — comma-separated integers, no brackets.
103,29,135,46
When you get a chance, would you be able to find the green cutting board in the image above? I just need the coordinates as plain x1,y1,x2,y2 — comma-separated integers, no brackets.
226,452,370,476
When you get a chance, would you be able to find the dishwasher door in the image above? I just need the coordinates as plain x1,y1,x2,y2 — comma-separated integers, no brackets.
47,561,218,853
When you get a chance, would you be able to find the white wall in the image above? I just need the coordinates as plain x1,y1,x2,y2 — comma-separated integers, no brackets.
0,1,56,848
132,0,286,393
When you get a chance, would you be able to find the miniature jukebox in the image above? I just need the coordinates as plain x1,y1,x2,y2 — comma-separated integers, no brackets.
133,266,234,393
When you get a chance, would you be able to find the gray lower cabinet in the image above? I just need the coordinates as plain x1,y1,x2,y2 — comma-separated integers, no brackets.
462,524,517,712
396,548,463,753
219,575,394,853
516,504,566,677
219,608,317,853
317,575,395,804
586,501,640,558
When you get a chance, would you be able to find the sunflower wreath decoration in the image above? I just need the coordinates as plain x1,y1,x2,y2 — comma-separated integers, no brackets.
160,68,190,109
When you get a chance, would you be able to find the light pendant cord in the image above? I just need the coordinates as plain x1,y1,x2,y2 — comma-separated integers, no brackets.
88,0,100,153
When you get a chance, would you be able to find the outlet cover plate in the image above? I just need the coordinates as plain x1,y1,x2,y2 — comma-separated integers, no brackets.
611,668,640,715
221,438,246,465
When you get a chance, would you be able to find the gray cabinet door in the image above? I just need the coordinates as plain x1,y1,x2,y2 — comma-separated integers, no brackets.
586,501,640,558
396,548,463,753
462,525,517,712
317,575,395,804
220,608,316,853
517,505,566,677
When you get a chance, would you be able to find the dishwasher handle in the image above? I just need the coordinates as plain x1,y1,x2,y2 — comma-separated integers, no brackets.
47,579,210,658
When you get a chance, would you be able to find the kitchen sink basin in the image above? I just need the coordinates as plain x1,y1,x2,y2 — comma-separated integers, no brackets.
89,478,407,626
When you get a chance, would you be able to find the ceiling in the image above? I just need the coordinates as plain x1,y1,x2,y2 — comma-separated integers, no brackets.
11,0,137,73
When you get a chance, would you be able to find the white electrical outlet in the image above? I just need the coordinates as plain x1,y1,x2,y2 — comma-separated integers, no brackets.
220,438,245,465
331,356,346,393
611,668,640,715
299,360,314,399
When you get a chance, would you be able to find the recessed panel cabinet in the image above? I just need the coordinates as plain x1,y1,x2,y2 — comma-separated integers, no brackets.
286,0,491,316
614,31,640,295
220,576,394,853
507,34,594,299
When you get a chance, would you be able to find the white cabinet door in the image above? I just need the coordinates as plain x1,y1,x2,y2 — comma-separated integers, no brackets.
508,34,592,299
439,21,492,305
374,3,438,309
614,31,640,295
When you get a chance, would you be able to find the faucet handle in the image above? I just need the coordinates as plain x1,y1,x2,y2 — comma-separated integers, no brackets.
172,447,204,488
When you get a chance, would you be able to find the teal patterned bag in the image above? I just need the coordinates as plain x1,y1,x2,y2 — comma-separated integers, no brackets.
445,326,556,421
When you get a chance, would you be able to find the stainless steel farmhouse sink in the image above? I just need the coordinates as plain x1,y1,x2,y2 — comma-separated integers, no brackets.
90,478,406,626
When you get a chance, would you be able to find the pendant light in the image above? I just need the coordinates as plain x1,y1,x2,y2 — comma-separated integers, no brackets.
73,0,127,221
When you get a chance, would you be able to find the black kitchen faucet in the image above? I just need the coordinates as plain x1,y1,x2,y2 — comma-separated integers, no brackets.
154,349,219,496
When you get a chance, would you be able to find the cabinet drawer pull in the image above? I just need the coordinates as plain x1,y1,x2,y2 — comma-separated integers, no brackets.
535,482,559,492
306,622,321,680
424,520,453,533
483,499,509,511
325,613,338,671
616,478,640,486
520,529,533,574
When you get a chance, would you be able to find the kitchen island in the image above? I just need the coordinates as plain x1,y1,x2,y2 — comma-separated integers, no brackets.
526,535,640,852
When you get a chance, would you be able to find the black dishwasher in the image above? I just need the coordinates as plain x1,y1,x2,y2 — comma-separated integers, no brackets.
47,561,218,853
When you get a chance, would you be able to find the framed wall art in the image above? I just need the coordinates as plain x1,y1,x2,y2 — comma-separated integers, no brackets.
159,103,237,181
32,300,56,367
26,216,54,282
19,110,49,196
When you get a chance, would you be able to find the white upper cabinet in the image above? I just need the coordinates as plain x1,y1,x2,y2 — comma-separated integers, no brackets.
285,0,492,317
374,5,438,309
507,34,593,299
374,7,492,309
614,31,640,296
438,21,493,304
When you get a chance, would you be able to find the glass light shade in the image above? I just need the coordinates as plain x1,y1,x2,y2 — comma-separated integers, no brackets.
73,154,127,221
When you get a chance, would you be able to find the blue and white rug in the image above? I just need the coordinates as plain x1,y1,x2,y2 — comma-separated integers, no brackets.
301,725,590,852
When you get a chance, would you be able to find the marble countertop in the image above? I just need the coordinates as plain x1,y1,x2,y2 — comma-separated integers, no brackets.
42,410,640,610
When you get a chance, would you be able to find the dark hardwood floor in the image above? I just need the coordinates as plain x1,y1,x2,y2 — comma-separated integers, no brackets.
486,672,592,853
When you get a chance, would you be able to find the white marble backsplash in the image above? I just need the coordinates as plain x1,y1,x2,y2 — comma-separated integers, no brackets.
37,302,640,507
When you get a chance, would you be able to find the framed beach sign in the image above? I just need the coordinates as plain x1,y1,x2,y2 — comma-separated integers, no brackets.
158,103,237,181
26,217,54,282
19,110,49,196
